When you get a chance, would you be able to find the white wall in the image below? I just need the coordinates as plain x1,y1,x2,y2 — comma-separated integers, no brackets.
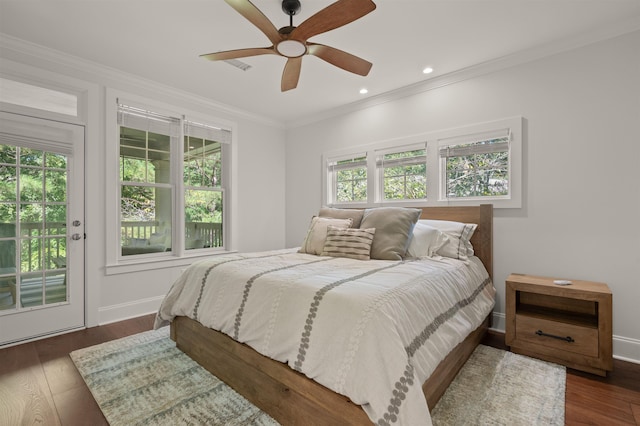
285,31,640,362
1,37,287,326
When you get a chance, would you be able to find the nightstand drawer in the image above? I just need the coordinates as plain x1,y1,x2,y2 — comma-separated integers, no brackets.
515,314,598,357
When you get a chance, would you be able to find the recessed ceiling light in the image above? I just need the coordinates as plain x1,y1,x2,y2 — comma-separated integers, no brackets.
359,88,368,94
423,67,434,74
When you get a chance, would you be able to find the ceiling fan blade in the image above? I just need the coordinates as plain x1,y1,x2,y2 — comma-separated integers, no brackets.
224,0,282,45
307,43,372,76
281,57,302,92
290,0,376,42
200,47,276,61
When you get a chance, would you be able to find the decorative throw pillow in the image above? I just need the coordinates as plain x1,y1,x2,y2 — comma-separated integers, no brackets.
318,207,364,228
406,222,449,258
299,216,353,255
359,207,421,260
419,219,477,260
322,226,376,260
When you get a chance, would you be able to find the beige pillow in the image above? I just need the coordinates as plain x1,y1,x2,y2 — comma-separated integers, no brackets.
360,207,421,260
318,207,364,228
299,216,353,255
322,226,376,260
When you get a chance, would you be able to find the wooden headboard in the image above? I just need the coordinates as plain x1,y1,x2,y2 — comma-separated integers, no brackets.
417,204,493,279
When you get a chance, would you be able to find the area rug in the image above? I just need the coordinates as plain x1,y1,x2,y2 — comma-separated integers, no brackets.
71,327,565,426
70,327,277,425
431,344,565,425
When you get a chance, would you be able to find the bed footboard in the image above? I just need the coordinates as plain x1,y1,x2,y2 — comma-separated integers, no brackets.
170,315,490,424
171,316,372,425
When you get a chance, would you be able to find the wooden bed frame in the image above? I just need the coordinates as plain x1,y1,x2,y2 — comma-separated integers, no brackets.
170,204,493,425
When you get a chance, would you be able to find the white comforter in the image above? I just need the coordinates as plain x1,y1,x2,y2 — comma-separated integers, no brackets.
155,249,495,425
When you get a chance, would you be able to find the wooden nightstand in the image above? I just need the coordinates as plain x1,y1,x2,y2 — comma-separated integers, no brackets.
505,273,613,376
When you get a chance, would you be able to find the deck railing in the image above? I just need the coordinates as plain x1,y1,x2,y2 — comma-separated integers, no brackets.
121,221,223,249
1,220,223,275
0,222,66,273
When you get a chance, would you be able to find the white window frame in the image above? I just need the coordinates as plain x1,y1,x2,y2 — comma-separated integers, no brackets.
105,89,237,274
325,152,369,206
322,116,522,209
323,133,430,208
432,116,522,208
375,143,428,203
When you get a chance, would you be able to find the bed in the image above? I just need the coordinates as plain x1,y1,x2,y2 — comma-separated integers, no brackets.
156,205,494,425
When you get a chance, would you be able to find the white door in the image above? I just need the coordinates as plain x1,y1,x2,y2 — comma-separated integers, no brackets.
0,112,85,346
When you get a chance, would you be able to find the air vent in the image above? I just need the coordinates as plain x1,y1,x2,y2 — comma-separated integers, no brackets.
224,59,252,71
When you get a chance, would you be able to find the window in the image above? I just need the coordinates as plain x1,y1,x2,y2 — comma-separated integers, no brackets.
435,117,521,208
325,143,428,205
183,121,230,251
439,130,510,199
376,145,427,201
118,104,177,257
323,117,522,208
327,154,367,203
114,99,232,263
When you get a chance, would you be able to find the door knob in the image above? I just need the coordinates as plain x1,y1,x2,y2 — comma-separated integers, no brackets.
72,220,81,226
72,233,82,240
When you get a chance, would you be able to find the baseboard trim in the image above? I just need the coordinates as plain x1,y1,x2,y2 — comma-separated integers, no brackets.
613,335,640,364
98,295,164,325
490,311,506,334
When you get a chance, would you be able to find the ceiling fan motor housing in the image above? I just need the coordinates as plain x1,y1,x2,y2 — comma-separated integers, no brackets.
282,0,301,16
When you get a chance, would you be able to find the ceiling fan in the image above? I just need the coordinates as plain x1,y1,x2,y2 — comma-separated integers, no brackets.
201,0,377,92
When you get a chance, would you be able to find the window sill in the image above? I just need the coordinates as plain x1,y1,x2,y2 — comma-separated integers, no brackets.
105,249,237,276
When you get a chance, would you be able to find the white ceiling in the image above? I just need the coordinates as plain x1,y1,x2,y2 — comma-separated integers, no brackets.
1,0,640,125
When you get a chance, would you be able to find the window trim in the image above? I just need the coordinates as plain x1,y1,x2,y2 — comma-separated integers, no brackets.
105,89,238,275
433,116,522,208
322,116,523,209
326,152,368,205
375,142,428,203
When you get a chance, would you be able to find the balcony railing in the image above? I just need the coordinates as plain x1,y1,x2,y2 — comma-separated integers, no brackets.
0,222,66,274
121,221,222,250
1,220,223,276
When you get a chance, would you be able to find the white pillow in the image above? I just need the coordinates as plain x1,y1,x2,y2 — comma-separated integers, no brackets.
419,219,477,260
406,222,449,258
299,216,353,255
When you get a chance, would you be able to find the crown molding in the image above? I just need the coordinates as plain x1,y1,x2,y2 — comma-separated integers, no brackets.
286,15,640,129
3,12,639,132
0,33,284,129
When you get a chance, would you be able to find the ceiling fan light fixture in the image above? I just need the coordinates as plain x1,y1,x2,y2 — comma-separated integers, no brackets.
276,40,307,58
203,0,377,91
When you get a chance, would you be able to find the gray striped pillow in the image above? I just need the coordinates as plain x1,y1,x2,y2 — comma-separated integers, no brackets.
322,226,376,260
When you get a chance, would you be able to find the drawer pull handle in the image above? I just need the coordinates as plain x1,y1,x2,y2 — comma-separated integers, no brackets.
535,330,575,343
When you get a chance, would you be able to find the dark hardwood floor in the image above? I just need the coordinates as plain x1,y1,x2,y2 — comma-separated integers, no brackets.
1,316,638,425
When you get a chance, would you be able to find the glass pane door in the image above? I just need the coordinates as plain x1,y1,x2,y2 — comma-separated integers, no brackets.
0,146,68,310
0,112,84,346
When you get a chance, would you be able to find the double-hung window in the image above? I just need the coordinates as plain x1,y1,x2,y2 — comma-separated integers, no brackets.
183,120,230,250
118,104,177,257
111,96,233,268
